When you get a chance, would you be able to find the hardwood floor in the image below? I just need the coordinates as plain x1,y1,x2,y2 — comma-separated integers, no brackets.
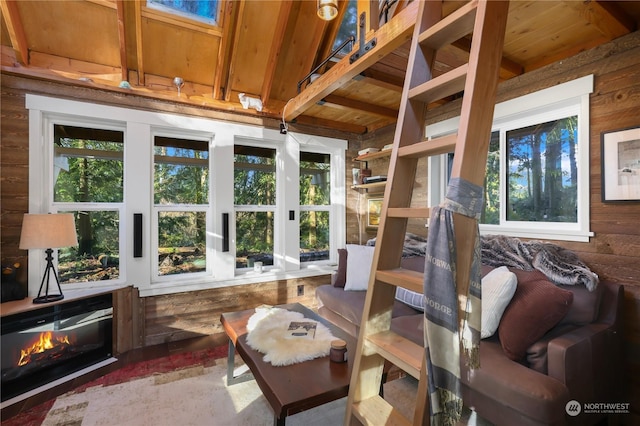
1,333,227,422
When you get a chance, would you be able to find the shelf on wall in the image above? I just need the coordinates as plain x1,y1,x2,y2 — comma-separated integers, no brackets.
354,149,392,162
351,181,387,191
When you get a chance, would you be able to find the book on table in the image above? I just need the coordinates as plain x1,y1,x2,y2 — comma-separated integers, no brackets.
285,321,317,339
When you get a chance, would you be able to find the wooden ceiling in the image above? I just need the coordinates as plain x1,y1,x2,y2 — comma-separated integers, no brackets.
1,0,639,135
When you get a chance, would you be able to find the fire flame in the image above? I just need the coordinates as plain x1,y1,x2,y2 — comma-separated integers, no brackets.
18,331,71,366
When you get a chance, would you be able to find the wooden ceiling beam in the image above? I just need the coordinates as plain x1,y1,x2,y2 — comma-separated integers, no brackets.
133,0,145,86
284,0,418,121
261,1,293,107
214,0,238,100
0,0,28,65
355,70,404,92
294,114,367,134
321,94,398,119
115,0,128,82
568,1,636,39
224,0,246,102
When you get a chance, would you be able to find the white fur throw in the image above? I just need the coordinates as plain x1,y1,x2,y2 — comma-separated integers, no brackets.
246,307,335,366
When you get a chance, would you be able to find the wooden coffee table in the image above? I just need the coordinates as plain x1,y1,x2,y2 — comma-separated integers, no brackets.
220,303,356,426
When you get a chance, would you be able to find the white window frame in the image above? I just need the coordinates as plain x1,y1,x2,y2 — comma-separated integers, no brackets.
26,95,347,297
288,132,346,270
27,112,128,291
233,138,281,273
427,75,594,242
299,148,335,266
151,127,214,282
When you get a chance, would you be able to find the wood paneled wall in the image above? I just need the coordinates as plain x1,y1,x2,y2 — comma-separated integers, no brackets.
347,30,640,423
143,275,329,346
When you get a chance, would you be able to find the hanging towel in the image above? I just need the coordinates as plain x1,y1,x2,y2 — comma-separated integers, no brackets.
423,177,483,425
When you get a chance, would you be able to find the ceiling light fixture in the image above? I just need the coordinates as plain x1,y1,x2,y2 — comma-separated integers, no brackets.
317,0,338,21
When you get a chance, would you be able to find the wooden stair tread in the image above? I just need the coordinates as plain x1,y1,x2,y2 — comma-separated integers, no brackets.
352,395,411,426
418,0,478,49
408,63,468,103
365,330,423,379
397,133,457,158
376,268,423,293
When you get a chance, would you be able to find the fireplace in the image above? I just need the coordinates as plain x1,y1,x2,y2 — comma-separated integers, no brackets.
1,293,113,402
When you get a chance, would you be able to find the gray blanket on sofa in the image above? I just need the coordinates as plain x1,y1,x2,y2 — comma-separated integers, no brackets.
480,235,599,291
366,232,427,258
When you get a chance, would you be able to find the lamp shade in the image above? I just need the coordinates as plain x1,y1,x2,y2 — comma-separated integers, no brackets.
317,0,338,21
19,213,78,250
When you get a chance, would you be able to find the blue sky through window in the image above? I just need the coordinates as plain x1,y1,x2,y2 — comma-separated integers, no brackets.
148,0,218,24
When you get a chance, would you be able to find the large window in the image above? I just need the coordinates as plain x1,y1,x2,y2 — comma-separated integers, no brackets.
234,145,276,270
28,95,346,297
428,75,593,242
505,117,578,223
53,124,124,283
153,135,209,277
300,152,331,262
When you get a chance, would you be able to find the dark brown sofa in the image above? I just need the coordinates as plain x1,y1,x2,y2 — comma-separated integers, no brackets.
315,257,624,426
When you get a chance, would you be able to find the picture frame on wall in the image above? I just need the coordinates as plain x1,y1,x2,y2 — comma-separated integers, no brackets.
367,197,383,227
601,126,640,202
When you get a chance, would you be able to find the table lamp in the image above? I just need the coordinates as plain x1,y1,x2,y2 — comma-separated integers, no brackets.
19,213,78,304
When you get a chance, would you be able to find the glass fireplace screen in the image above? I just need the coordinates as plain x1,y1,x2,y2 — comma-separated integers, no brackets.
1,293,113,402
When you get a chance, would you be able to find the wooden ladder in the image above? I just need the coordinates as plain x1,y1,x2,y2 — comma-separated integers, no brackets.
344,1,510,425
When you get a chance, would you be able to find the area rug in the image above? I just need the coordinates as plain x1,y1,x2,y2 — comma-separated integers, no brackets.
4,349,419,426
1,345,227,426
2,342,493,426
246,307,336,366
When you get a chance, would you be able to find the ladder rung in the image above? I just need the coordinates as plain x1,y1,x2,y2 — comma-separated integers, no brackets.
365,330,423,379
376,268,423,293
398,133,456,158
408,63,468,103
352,395,411,426
418,0,478,49
387,207,430,219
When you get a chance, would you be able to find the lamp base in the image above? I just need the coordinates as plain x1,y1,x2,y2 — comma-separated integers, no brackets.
33,294,64,304
33,248,65,304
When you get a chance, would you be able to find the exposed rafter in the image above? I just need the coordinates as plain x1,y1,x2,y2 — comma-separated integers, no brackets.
260,1,292,107
570,0,637,39
115,0,128,82
320,94,398,119
294,114,367,134
133,0,145,86
0,0,28,65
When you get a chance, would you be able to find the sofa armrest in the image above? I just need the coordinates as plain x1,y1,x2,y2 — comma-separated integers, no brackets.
547,322,622,404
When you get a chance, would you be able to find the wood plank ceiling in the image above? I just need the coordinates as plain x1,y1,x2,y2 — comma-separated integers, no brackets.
1,0,639,135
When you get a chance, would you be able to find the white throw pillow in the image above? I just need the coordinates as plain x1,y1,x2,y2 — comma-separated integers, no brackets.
344,244,375,291
481,266,517,339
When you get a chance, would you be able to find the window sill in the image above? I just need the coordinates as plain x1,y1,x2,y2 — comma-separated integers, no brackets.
138,265,336,297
